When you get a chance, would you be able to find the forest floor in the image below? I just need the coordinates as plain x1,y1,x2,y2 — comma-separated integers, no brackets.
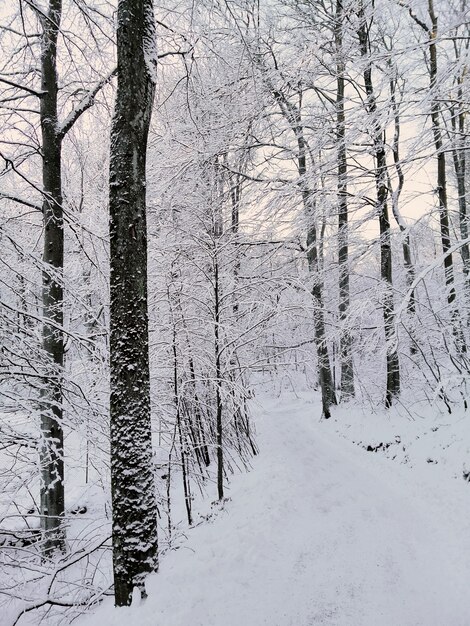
83,391,470,626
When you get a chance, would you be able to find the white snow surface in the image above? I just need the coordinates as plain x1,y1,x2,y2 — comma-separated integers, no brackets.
83,393,470,626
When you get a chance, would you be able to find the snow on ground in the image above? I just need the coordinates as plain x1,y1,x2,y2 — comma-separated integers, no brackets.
330,394,470,486
83,393,470,626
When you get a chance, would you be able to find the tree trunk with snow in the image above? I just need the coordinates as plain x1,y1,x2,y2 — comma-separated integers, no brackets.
39,0,66,555
297,133,336,418
266,85,336,416
405,0,465,351
358,2,400,407
335,0,354,400
428,3,455,306
449,64,470,326
388,68,416,319
109,0,159,606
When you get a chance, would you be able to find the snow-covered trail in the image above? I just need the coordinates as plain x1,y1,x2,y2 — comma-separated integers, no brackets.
86,395,470,626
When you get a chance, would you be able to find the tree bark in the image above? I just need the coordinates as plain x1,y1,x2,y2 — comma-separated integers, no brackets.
255,57,336,416
39,0,66,556
406,0,464,348
214,246,224,500
358,2,400,407
297,132,336,418
335,0,354,399
450,71,470,321
109,0,159,606
429,4,456,307
389,70,416,318
427,0,466,351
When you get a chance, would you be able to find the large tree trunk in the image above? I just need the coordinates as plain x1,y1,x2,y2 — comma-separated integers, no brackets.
109,0,159,606
39,0,66,556
335,0,354,399
358,2,400,407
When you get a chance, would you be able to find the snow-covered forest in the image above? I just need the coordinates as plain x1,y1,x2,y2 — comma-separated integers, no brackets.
1,0,470,623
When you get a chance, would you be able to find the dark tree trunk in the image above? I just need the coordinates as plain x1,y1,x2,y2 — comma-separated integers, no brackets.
214,251,224,500
389,71,416,318
256,61,336,417
230,171,242,317
188,355,211,467
39,0,66,556
306,218,337,418
335,0,354,399
109,0,159,606
450,78,470,320
172,326,192,526
301,159,336,416
406,0,464,347
298,134,336,418
427,1,466,351
358,2,400,407
428,6,453,289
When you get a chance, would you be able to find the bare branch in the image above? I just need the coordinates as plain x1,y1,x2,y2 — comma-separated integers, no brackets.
0,191,42,212
57,68,117,139
0,77,44,98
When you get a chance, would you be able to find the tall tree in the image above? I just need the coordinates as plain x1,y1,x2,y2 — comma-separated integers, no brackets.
447,15,470,320
358,0,400,407
109,0,159,606
254,40,336,417
387,64,416,319
38,0,66,556
402,0,464,350
335,0,355,399
32,0,114,554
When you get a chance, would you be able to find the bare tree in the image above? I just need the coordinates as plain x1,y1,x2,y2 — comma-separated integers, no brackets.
108,0,159,606
3,0,115,555
357,0,400,407
335,0,355,399
401,0,465,350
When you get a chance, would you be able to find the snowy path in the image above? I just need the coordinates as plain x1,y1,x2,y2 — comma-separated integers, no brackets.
86,395,470,626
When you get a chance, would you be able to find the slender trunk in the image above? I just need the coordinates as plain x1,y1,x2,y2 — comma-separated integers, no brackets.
388,69,418,355
214,251,224,500
257,63,336,416
335,0,354,399
430,19,456,306
358,3,400,407
406,0,460,322
230,173,241,317
298,139,336,417
172,327,192,526
402,0,466,352
450,77,470,317
109,0,158,606
188,355,211,467
39,0,66,555
389,71,416,317
170,281,211,467
173,291,211,469
427,1,465,350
